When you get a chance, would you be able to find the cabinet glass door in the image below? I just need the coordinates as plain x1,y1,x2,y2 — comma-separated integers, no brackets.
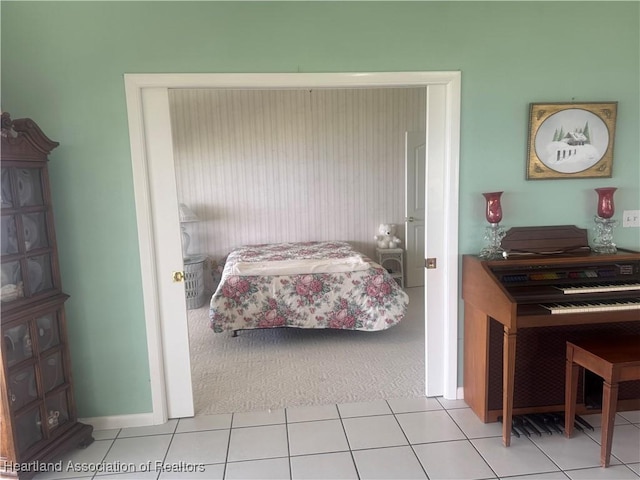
1,215,19,254
45,390,70,432
8,365,39,411
41,352,65,393
3,323,33,366
22,212,49,251
1,260,24,303
1,167,13,208
15,408,44,452
15,168,44,207
36,313,60,352
26,254,53,295
1,165,58,304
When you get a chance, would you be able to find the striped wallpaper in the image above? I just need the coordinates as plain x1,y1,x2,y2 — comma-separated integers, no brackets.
169,87,425,266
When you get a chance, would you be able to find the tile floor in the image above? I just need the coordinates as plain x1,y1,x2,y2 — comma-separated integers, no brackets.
33,397,640,480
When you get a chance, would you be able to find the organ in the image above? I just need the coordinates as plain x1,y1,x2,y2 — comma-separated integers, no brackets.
461,226,640,446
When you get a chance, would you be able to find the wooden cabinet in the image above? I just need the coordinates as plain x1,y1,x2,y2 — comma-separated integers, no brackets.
1,113,93,479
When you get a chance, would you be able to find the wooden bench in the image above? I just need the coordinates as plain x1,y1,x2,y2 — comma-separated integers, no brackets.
565,335,640,467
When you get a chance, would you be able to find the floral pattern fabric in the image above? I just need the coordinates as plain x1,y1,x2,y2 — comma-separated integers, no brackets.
209,242,409,333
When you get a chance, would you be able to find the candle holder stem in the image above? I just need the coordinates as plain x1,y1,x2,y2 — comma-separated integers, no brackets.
593,216,617,254
479,223,507,260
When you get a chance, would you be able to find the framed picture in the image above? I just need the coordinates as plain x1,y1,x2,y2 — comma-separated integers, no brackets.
526,102,617,180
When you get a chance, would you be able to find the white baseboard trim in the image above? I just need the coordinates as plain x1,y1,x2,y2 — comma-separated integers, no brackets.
79,412,157,431
457,386,464,400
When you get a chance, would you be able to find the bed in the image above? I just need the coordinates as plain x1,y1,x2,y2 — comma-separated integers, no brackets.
209,241,409,334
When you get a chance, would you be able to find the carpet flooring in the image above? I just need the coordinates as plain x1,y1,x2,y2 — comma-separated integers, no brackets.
188,287,425,415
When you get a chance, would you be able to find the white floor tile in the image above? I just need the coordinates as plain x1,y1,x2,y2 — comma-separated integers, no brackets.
290,451,358,480
447,408,503,439
104,435,171,465
338,400,392,418
176,413,232,433
579,412,631,428
40,396,640,480
502,472,570,480
342,415,408,450
352,446,427,479
118,419,178,438
92,429,120,441
564,464,640,479
436,397,471,410
387,396,442,414
231,409,285,428
101,435,173,469
396,410,466,444
288,419,349,456
531,430,619,470
413,440,496,479
224,457,290,479
158,463,225,479
33,440,113,480
617,410,640,424
472,436,561,478
92,471,159,479
627,463,640,475
227,424,289,462
286,404,339,423
34,476,93,480
607,424,640,464
584,424,640,464
35,477,94,480
164,430,230,464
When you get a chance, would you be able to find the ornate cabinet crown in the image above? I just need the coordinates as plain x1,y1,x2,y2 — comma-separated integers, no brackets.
1,113,93,479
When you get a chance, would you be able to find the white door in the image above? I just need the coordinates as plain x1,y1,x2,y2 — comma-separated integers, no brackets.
405,131,426,288
140,88,195,420
125,72,461,424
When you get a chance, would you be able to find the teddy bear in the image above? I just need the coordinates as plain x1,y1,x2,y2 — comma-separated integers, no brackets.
374,223,402,249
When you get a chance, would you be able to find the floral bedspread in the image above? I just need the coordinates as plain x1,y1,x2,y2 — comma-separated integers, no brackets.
209,242,409,333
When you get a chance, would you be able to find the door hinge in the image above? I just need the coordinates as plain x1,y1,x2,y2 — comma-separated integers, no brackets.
425,258,437,269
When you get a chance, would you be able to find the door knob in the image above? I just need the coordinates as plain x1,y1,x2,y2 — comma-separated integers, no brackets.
406,216,415,223
172,271,185,283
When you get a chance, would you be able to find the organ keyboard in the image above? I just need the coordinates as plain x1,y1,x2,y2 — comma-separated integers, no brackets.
559,283,640,294
462,246,640,447
541,299,640,314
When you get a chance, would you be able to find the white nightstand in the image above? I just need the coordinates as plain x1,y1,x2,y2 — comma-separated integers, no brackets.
376,248,404,288
183,254,207,309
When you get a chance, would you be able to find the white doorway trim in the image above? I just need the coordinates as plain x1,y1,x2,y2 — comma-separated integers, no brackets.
124,72,461,424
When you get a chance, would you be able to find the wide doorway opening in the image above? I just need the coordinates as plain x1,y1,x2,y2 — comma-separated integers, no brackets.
124,72,460,423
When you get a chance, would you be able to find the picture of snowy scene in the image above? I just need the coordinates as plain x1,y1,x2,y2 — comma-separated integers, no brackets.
534,108,610,173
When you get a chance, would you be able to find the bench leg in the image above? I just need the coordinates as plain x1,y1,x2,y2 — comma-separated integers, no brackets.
600,380,619,467
564,353,579,438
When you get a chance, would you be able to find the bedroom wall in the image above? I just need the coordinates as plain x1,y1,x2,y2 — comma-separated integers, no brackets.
169,88,425,268
1,1,638,419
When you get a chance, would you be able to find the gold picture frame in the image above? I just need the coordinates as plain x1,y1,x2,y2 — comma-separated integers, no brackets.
526,102,617,180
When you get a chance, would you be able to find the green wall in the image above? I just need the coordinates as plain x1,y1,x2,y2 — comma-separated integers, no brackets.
2,1,638,418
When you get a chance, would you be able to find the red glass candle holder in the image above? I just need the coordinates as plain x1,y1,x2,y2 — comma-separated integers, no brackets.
595,187,617,219
483,191,503,224
479,191,506,259
593,187,618,253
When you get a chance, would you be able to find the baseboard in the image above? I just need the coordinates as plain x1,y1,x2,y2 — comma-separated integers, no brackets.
79,412,157,431
457,386,464,400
